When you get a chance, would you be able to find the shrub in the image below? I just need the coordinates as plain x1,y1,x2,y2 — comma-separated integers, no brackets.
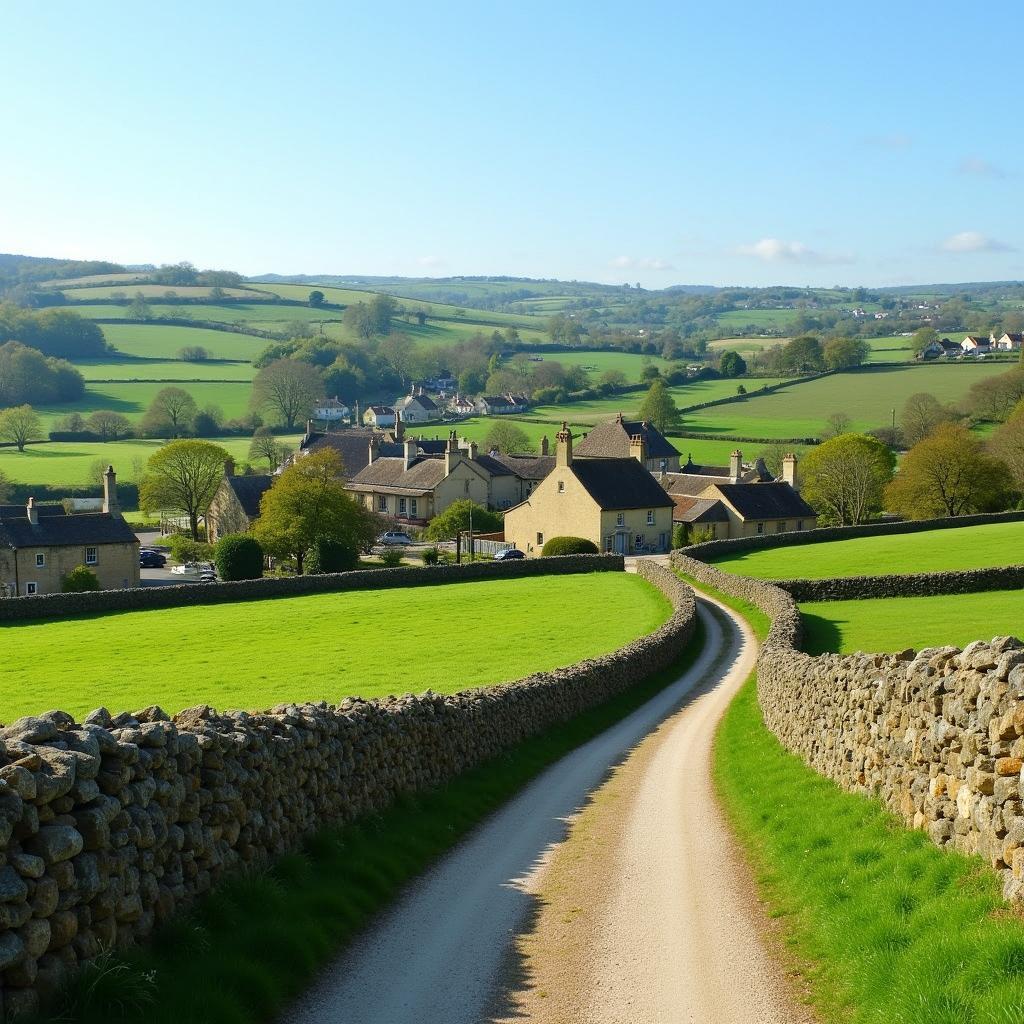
672,523,689,549
421,546,440,565
541,536,599,556
62,565,99,592
214,534,264,581
379,548,405,567
166,534,214,564
306,537,358,574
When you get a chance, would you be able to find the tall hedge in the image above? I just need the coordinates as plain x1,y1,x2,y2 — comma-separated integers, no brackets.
306,537,358,574
541,536,599,556
214,534,264,581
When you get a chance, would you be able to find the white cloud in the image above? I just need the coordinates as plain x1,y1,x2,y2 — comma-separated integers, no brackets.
940,231,1014,253
736,238,851,265
607,255,676,272
958,156,1006,178
415,255,444,268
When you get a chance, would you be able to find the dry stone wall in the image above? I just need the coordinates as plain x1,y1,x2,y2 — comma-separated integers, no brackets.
0,560,693,1019
672,551,1024,905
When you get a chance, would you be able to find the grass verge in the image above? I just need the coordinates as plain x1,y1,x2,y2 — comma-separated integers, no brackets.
691,575,1024,1024
37,620,706,1024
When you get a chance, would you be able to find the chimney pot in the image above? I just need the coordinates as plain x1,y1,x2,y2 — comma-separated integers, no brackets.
102,465,121,518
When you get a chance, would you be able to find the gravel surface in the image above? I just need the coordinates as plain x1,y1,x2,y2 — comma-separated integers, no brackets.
285,590,810,1024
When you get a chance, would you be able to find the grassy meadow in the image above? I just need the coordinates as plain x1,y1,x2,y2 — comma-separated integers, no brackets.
707,520,1024,579
78,360,255,381
0,574,670,721
100,323,269,361
63,285,266,299
800,590,1024,655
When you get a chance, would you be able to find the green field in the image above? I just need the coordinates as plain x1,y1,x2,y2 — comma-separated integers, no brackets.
707,337,784,356
707,520,1024,580
101,324,269,361
0,573,670,721
524,350,671,382
78,359,255,381
685,364,1007,438
0,435,301,485
715,308,797,330
64,285,265,299
864,334,914,363
800,589,1024,654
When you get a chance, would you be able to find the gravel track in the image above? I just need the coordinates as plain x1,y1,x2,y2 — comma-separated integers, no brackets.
285,590,810,1024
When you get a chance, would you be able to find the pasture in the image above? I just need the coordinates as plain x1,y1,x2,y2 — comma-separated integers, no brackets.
0,573,671,721
799,589,1024,655
100,323,268,361
706,520,1024,579
864,334,914,363
684,364,1007,438
523,350,671,382
715,308,797,330
0,435,301,485
63,285,265,300
78,359,255,381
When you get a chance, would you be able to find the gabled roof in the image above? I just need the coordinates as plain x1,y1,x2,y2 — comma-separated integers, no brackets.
490,453,556,481
303,430,401,479
570,457,673,511
575,417,679,460
0,513,138,549
223,475,273,519
712,482,816,521
473,453,515,477
0,504,65,520
672,495,730,523
348,457,448,495
367,405,395,415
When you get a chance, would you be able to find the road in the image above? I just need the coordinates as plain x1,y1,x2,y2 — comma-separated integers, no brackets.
285,589,811,1024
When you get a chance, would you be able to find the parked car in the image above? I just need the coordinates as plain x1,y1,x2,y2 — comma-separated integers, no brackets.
494,547,525,560
378,531,413,546
139,550,166,568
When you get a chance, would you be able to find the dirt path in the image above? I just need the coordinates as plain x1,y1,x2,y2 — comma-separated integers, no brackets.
285,592,810,1024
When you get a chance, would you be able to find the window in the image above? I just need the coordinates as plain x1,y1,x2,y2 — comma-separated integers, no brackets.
378,496,388,513
658,532,666,550
536,532,544,547
464,480,470,494
398,498,407,515
25,583,37,596
85,546,98,565
410,499,418,518
659,459,667,472
616,512,625,527
35,553,45,568
756,523,764,536
775,521,786,533
634,534,644,550
557,480,565,493
646,509,654,525
797,520,804,531
604,535,613,552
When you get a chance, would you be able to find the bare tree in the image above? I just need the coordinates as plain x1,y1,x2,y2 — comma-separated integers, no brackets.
251,359,322,430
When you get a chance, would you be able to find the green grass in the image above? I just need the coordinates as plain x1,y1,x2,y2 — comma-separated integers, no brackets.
63,285,265,299
715,308,799,329
41,621,705,1024
78,360,255,381
0,436,300,486
799,589,1024,655
686,364,1009,438
101,324,269,361
0,574,670,722
524,350,671,383
686,578,1024,1024
865,335,915,363
707,520,1024,580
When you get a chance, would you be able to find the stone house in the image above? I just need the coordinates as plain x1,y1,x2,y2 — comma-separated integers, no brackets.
394,390,440,424
206,460,273,544
312,397,350,423
299,426,402,479
961,335,990,355
448,394,476,418
994,332,1024,351
660,450,772,498
0,467,139,596
363,405,397,428
475,393,528,415
575,414,681,473
502,424,674,556
483,444,556,510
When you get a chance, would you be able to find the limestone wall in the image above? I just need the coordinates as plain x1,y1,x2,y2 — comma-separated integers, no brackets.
0,560,693,1018
672,551,1024,905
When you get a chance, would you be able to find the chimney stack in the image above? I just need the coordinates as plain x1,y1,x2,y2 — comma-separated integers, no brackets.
555,422,573,468
629,432,647,465
26,497,38,526
729,449,743,483
102,466,121,518
782,453,798,490
367,435,379,465
467,440,478,460
224,457,235,478
395,418,406,442
445,432,463,475
540,435,549,457
404,438,418,471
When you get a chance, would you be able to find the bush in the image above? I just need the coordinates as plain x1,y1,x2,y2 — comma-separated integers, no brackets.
672,524,689,549
166,534,214,564
306,537,358,574
379,548,405,567
541,536,599,556
214,534,264,581
421,546,440,565
62,565,99,592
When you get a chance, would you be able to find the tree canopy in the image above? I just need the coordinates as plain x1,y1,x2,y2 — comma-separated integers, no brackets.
139,439,231,540
801,432,895,526
636,379,681,433
0,304,108,359
141,387,198,438
0,404,43,452
424,499,502,541
251,358,322,430
484,421,532,454
0,340,84,405
719,351,747,377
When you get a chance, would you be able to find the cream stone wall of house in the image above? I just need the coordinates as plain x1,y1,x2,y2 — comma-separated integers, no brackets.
488,473,524,510
207,486,250,544
433,458,490,513
598,506,673,553
6,543,138,596
502,466,601,554
697,486,817,540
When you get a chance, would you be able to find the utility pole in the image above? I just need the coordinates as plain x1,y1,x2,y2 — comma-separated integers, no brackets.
468,503,474,562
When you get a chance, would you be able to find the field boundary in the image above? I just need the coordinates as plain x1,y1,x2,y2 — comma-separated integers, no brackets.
774,564,1024,601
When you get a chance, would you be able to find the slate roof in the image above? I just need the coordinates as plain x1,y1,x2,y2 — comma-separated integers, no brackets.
348,457,448,495
397,394,438,411
302,431,401,479
672,495,730,523
713,483,816,521
473,453,515,478
490,453,556,481
224,476,273,519
570,458,673,511
0,504,65,520
0,513,138,550
575,418,679,460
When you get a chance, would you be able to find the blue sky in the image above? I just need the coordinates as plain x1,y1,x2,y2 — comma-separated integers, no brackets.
2,1,1021,288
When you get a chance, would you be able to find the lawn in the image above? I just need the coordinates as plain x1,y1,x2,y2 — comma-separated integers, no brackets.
706,520,1024,580
800,589,1024,655
101,323,269,361
0,435,302,485
685,363,1008,438
0,573,671,721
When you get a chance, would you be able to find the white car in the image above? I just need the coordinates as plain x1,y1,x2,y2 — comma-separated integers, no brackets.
378,531,413,546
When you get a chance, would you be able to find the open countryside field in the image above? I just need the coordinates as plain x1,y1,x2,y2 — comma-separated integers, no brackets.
715,309,798,330
707,337,783,356
684,363,1008,438
526,350,671,382
0,435,300,485
100,323,269,361
707,520,1024,579
800,589,1024,655
63,285,266,300
77,359,255,381
0,574,671,721
864,334,914,362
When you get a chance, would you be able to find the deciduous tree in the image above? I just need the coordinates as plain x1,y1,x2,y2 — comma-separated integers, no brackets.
142,387,198,437
719,351,747,377
801,433,895,526
423,499,502,541
251,358,322,430
308,290,325,307
484,421,532,454
885,423,1013,519
249,426,287,471
823,336,869,369
900,392,959,448
636,379,681,433
0,404,42,451
85,410,134,441
989,399,1024,490
139,439,231,540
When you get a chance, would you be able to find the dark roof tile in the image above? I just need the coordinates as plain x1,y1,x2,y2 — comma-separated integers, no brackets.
713,482,816,520
575,418,679,460
571,457,673,511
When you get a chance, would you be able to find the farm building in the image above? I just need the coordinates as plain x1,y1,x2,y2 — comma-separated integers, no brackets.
575,414,682,473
